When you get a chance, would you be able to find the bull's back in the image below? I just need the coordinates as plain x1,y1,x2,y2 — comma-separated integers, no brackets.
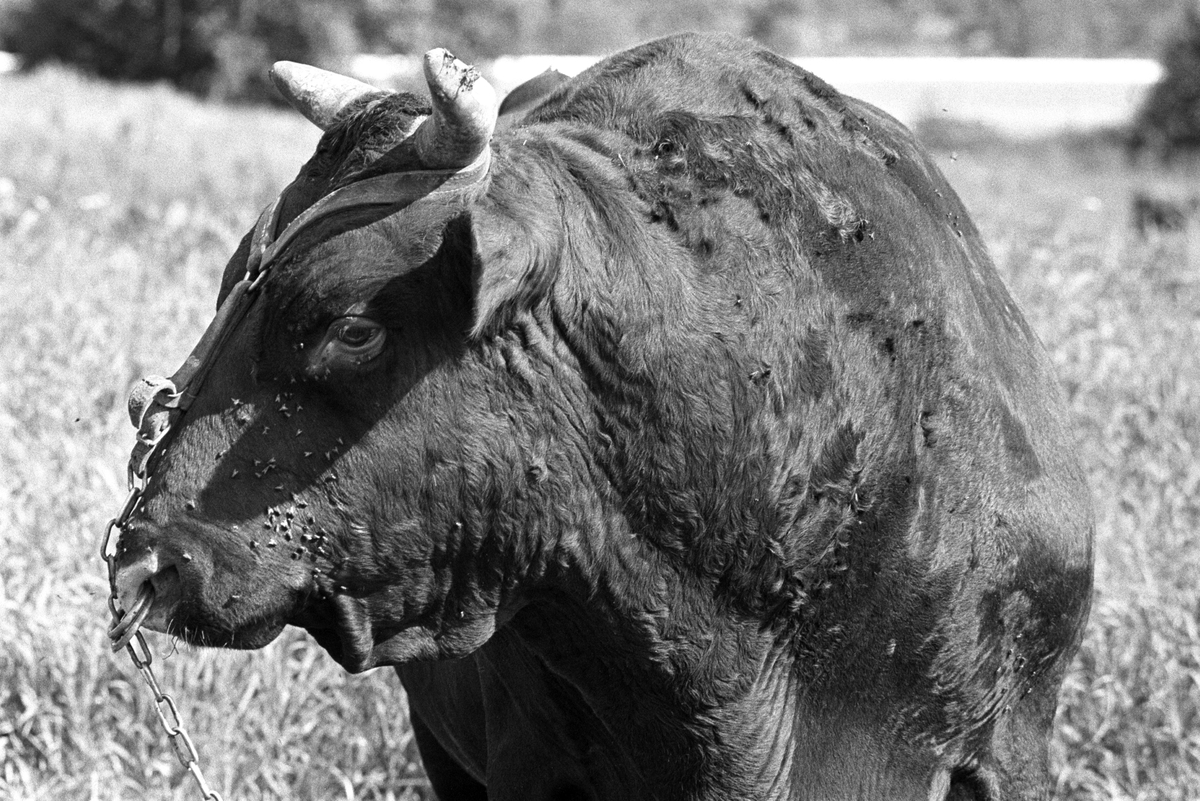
524,31,1091,567
506,31,1092,795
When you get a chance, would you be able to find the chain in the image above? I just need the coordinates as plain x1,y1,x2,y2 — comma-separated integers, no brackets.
98,157,491,800
124,631,224,800
103,485,224,801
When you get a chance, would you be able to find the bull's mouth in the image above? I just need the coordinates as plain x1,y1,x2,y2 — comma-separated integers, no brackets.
110,570,295,652
165,612,289,650
110,585,363,667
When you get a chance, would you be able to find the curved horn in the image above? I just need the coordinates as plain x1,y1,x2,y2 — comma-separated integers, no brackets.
412,49,498,169
270,61,383,130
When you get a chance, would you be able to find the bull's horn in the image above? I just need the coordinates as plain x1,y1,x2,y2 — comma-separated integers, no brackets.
270,61,383,130
412,48,498,169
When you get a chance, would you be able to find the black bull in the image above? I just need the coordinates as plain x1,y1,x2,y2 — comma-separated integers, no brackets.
110,33,1093,800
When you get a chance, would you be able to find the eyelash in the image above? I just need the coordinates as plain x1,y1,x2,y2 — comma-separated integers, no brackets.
304,315,388,377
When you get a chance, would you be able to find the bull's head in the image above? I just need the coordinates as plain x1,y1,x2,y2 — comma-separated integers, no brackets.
108,51,575,672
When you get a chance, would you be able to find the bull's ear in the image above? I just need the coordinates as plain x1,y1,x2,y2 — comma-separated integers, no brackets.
467,188,564,340
498,67,569,121
270,62,385,130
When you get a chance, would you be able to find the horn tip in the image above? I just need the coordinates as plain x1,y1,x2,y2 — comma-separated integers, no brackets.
422,48,487,102
268,61,310,105
268,61,384,131
268,61,300,87
422,48,455,73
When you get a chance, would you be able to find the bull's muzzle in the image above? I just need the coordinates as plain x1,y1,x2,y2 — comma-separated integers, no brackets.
112,549,182,644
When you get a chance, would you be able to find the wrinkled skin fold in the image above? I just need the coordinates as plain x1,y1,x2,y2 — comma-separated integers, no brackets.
111,32,1093,801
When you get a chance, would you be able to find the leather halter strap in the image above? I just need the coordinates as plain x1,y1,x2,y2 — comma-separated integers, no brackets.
126,149,492,483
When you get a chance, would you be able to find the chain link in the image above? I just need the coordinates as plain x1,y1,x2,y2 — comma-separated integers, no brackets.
106,477,223,800
122,631,224,800
100,157,495,801
99,181,317,801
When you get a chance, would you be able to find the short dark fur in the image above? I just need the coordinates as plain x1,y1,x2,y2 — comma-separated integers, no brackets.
117,33,1093,800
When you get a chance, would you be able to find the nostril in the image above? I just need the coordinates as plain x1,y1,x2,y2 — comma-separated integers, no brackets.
115,554,182,618
150,564,181,599
115,551,161,615
114,551,188,636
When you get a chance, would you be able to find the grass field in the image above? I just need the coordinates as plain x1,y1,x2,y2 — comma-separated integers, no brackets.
1,66,1198,800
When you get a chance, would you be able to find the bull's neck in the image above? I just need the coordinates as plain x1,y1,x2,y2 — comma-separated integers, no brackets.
512,515,800,800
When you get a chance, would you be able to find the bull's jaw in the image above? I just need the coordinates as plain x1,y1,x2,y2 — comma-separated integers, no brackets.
297,580,509,672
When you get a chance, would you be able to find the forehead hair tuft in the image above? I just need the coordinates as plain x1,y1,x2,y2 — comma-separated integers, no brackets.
306,91,434,185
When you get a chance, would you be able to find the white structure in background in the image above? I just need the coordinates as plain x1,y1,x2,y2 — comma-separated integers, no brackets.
355,53,1163,138
797,57,1162,135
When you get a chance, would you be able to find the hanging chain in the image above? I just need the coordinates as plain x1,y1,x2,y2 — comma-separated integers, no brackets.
99,153,495,801
124,628,223,800
103,482,224,800
97,176,282,801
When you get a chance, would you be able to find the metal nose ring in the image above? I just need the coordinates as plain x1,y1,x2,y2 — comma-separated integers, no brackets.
108,582,155,652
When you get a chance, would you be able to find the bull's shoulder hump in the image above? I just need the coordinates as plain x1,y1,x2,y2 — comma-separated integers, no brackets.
517,33,963,244
525,34,898,157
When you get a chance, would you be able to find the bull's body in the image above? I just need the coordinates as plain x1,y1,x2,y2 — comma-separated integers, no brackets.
112,34,1092,800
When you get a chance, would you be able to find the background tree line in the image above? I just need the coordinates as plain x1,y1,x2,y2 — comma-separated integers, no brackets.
1,0,1198,157
0,0,1191,98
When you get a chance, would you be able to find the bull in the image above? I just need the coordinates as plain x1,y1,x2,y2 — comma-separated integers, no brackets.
109,33,1093,800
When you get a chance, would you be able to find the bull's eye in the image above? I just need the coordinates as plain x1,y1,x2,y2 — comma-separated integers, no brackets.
335,319,380,348
308,315,387,374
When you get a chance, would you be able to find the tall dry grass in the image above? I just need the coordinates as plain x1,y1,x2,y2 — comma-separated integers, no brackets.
939,135,1200,799
0,68,427,800
1,67,1198,799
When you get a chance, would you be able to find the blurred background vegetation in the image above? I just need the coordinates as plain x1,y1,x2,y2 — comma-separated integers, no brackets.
1130,1,1200,159
3,0,1199,157
0,0,1193,99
